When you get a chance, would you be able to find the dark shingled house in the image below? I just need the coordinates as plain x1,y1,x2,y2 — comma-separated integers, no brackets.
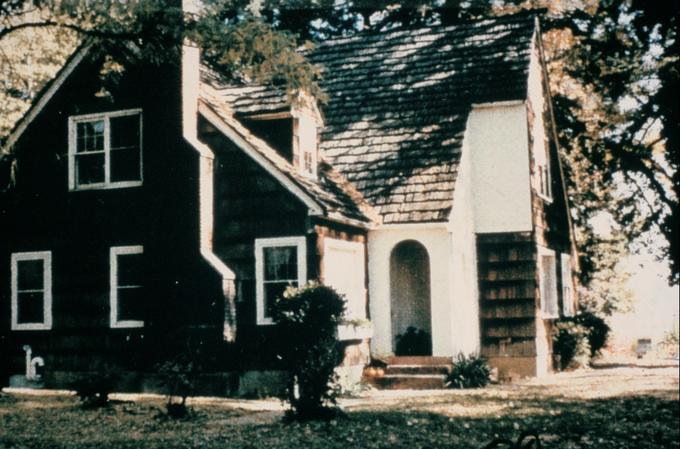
0,11,578,391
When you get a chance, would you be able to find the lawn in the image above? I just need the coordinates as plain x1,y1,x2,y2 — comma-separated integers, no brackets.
1,364,678,449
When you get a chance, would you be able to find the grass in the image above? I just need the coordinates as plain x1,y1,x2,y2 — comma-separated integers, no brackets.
0,365,678,449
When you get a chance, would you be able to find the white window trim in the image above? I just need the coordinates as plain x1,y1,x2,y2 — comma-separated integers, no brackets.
68,108,143,191
538,246,558,319
560,253,575,317
110,245,144,329
293,113,318,179
11,251,53,331
255,236,307,326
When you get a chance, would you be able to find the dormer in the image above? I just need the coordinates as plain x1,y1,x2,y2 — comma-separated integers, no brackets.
239,93,322,179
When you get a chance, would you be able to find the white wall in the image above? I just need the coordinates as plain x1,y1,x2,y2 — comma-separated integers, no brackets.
447,142,481,355
368,226,461,357
468,102,533,234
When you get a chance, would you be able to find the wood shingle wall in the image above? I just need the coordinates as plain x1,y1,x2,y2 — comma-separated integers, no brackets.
477,232,541,379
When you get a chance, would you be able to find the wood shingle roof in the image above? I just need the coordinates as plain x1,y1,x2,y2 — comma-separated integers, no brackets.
203,12,538,224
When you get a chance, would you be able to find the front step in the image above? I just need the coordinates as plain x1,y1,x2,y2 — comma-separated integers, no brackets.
364,356,454,390
367,374,447,390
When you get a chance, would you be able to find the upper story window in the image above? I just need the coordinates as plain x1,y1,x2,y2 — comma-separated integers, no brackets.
68,109,142,190
110,245,144,328
11,251,52,330
538,246,558,319
533,120,552,201
255,236,307,325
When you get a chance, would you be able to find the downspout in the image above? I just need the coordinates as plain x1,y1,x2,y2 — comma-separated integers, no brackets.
182,41,238,342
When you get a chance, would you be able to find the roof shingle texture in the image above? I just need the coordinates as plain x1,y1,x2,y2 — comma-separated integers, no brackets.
206,13,537,224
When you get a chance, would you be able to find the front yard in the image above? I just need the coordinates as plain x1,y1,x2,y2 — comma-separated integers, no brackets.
1,363,678,449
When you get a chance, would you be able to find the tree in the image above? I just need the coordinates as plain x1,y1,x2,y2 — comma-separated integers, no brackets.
0,0,322,142
256,0,678,295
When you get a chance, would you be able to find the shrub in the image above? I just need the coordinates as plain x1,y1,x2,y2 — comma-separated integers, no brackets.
552,321,591,370
446,353,491,389
272,282,345,420
395,327,432,356
573,311,610,357
156,340,203,419
73,361,120,408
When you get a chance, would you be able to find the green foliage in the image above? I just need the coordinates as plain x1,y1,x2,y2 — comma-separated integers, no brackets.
395,327,431,356
446,352,491,389
272,281,345,420
72,361,121,408
552,321,591,370
572,311,610,358
155,340,204,419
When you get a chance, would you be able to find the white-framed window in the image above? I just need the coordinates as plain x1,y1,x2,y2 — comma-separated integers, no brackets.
322,238,366,320
532,114,552,201
11,251,52,330
294,114,318,178
110,245,144,328
68,109,142,190
255,236,307,325
560,253,575,316
538,246,558,318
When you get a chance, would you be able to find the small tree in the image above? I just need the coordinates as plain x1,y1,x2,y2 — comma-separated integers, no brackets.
272,282,345,420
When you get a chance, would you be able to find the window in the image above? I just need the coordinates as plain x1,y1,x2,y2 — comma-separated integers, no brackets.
68,109,142,190
255,237,307,325
538,246,558,318
532,112,552,201
11,251,52,330
110,246,144,328
561,253,575,316
294,114,318,178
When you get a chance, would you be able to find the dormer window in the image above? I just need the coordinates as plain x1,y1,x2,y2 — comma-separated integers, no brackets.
240,105,320,179
68,109,142,190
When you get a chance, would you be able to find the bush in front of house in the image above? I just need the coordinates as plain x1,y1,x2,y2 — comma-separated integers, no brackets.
395,326,432,356
73,360,120,408
552,320,591,370
272,281,346,420
446,353,491,389
155,338,205,419
572,311,610,358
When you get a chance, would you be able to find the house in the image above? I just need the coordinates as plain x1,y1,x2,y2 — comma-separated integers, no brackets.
0,11,577,392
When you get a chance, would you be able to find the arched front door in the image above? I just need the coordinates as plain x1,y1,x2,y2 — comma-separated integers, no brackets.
389,240,432,356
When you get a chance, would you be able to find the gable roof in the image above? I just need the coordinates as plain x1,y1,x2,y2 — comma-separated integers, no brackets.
213,12,538,224
199,78,377,227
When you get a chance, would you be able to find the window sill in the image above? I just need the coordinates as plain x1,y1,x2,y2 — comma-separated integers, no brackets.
535,191,553,204
11,323,51,331
111,321,144,329
70,181,143,192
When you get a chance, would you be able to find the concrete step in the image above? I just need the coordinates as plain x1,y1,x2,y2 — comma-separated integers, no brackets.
386,356,453,365
366,374,447,390
384,364,452,375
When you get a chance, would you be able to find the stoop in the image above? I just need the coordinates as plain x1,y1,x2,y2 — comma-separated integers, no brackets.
363,356,453,390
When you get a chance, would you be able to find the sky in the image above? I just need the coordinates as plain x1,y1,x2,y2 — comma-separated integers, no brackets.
608,253,679,346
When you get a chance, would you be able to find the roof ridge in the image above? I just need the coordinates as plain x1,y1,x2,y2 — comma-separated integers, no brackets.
310,9,540,50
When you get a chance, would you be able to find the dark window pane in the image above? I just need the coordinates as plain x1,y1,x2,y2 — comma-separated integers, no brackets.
110,148,141,182
17,259,44,291
76,120,104,153
263,246,297,280
117,287,143,322
17,291,44,324
263,281,297,318
110,114,140,150
76,153,105,185
117,253,143,286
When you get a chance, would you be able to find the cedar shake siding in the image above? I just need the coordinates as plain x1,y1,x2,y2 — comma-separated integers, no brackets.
0,53,224,384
